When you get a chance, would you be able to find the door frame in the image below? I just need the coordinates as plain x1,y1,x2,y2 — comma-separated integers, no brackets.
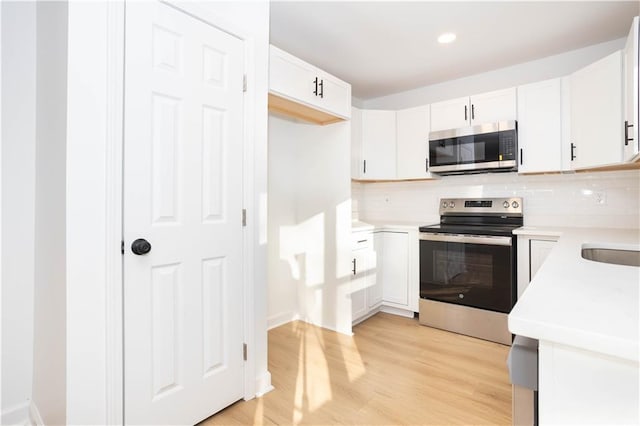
67,0,262,424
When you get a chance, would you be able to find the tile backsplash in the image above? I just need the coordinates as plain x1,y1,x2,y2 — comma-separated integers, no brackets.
352,169,640,229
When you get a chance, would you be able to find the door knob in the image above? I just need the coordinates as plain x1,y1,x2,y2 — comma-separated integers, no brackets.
131,238,151,255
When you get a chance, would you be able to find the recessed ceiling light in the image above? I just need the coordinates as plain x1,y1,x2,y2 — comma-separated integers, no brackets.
438,32,457,44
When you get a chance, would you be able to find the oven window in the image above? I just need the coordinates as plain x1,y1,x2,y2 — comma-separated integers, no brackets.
420,238,513,313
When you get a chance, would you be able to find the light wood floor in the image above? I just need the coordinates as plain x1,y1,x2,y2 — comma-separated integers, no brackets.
202,312,512,425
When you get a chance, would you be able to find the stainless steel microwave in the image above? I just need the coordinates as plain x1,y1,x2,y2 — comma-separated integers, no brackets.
428,120,518,174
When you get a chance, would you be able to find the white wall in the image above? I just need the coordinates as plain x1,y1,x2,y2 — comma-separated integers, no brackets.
268,114,352,335
353,170,640,229
31,2,67,424
363,38,625,109
1,2,36,423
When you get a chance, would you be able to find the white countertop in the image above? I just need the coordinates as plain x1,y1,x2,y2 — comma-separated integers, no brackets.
509,227,640,362
352,219,427,232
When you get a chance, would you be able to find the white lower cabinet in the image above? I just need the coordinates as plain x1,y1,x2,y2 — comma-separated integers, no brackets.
539,341,639,425
351,227,419,325
378,229,419,314
517,234,559,299
351,230,379,324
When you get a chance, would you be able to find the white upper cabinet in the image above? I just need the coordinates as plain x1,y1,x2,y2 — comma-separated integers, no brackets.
396,105,432,179
360,110,397,180
430,97,470,131
269,45,351,125
623,16,639,162
569,50,623,169
471,88,517,124
351,107,364,179
517,78,565,173
430,88,516,131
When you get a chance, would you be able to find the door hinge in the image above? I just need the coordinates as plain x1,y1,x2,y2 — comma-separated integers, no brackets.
243,343,247,361
243,74,247,93
121,240,124,255
242,209,247,227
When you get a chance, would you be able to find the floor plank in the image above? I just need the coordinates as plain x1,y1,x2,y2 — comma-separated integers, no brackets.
202,312,512,425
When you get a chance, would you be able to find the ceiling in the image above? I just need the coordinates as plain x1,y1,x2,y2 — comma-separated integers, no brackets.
270,1,639,100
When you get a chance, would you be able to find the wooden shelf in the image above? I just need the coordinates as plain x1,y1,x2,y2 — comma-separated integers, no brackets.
268,93,345,126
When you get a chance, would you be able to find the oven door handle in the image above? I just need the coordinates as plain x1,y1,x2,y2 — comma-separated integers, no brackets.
419,232,512,246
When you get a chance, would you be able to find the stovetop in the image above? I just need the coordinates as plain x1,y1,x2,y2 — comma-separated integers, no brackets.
418,223,521,237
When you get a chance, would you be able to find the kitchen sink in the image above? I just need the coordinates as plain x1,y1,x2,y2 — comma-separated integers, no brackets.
581,245,640,267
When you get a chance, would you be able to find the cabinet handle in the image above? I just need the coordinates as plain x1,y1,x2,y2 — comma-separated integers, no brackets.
464,105,468,121
319,79,324,98
425,158,429,172
352,258,357,275
624,120,634,146
520,148,523,166
313,77,319,96
363,159,367,174
570,143,576,161
471,104,475,120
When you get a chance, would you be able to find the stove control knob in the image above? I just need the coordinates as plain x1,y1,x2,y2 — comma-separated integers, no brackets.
512,201,519,209
442,201,448,208
503,201,510,208
449,201,455,208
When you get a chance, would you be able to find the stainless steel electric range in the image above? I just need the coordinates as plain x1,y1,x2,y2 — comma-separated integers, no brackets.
418,197,523,345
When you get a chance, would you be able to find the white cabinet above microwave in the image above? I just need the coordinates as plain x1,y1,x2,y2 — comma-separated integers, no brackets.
269,45,351,125
430,88,517,131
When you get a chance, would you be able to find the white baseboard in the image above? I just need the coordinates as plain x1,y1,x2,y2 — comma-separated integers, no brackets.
267,311,299,330
254,371,274,397
380,304,415,318
1,401,30,425
28,402,43,426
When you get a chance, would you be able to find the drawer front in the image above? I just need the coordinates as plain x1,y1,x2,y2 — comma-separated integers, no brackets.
352,233,372,250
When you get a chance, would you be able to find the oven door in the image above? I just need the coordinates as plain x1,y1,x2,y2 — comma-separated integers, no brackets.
419,232,514,313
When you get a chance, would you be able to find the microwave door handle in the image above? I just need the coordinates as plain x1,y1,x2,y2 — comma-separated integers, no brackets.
419,233,512,246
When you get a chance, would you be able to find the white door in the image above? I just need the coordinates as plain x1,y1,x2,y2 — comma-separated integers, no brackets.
123,2,245,424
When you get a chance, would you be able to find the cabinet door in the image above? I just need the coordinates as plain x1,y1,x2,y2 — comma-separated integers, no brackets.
367,233,383,308
470,87,517,125
351,107,364,178
623,16,639,162
269,45,350,121
517,79,563,173
316,72,352,120
381,232,409,306
570,50,623,169
430,96,470,131
361,110,397,180
269,45,315,106
530,240,556,280
351,250,369,322
396,105,431,179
